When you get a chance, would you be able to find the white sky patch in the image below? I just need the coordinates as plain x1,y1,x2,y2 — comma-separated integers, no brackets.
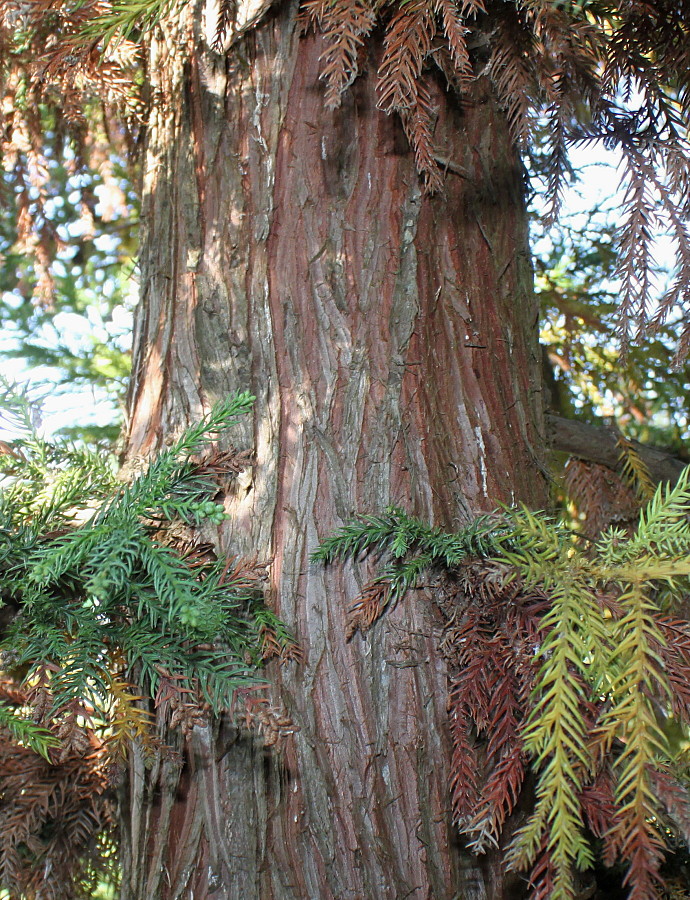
0,364,121,442
533,142,677,301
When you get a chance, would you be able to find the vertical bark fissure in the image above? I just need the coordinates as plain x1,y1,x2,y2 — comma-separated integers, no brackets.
123,4,546,898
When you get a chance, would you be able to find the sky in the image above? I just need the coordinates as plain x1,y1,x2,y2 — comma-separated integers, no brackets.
0,143,674,443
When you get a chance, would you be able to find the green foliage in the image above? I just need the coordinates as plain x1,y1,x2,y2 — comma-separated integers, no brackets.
535,200,690,449
313,506,513,612
80,0,179,46
0,126,137,440
315,487,690,897
0,701,59,761
0,381,296,752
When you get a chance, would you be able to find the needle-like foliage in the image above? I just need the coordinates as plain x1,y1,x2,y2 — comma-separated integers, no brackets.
315,477,690,897
3,0,690,357
1,381,297,730
0,381,297,898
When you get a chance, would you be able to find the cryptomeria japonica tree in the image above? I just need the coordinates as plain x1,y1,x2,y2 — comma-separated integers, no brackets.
2,1,690,898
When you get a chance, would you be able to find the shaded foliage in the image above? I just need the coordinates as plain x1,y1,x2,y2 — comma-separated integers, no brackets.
536,201,690,449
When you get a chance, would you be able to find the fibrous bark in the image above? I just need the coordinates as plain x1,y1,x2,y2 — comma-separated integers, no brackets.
123,3,546,898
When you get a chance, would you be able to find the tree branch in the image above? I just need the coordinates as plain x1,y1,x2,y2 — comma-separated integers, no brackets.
546,413,686,485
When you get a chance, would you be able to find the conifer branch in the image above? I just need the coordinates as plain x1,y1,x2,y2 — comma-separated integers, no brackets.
0,385,296,767
315,467,690,894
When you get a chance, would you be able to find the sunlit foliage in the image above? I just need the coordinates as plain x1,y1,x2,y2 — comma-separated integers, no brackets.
316,490,690,898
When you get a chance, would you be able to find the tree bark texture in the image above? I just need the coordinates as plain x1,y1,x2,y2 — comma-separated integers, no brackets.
122,3,547,898
546,412,686,485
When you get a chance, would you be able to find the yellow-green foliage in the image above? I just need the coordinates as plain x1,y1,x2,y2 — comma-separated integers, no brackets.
617,436,657,503
502,498,684,899
317,471,690,898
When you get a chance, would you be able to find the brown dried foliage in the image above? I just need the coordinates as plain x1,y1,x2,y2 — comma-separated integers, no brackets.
154,670,211,735
345,547,690,895
235,687,297,748
659,619,690,725
194,445,255,479
345,577,391,639
0,681,116,900
259,617,305,662
3,1,690,344
1,1,689,344
441,565,548,853
302,0,376,107
564,457,641,539
302,0,690,354
0,0,140,306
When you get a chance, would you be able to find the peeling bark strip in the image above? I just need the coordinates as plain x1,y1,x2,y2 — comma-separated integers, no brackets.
123,2,546,898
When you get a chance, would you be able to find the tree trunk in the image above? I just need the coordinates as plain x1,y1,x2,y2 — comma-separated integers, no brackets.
122,3,547,898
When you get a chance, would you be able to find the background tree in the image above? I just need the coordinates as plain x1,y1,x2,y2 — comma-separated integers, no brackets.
2,1,690,899
0,6,139,440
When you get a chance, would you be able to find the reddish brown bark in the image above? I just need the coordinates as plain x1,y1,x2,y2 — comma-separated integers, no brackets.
122,3,546,898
